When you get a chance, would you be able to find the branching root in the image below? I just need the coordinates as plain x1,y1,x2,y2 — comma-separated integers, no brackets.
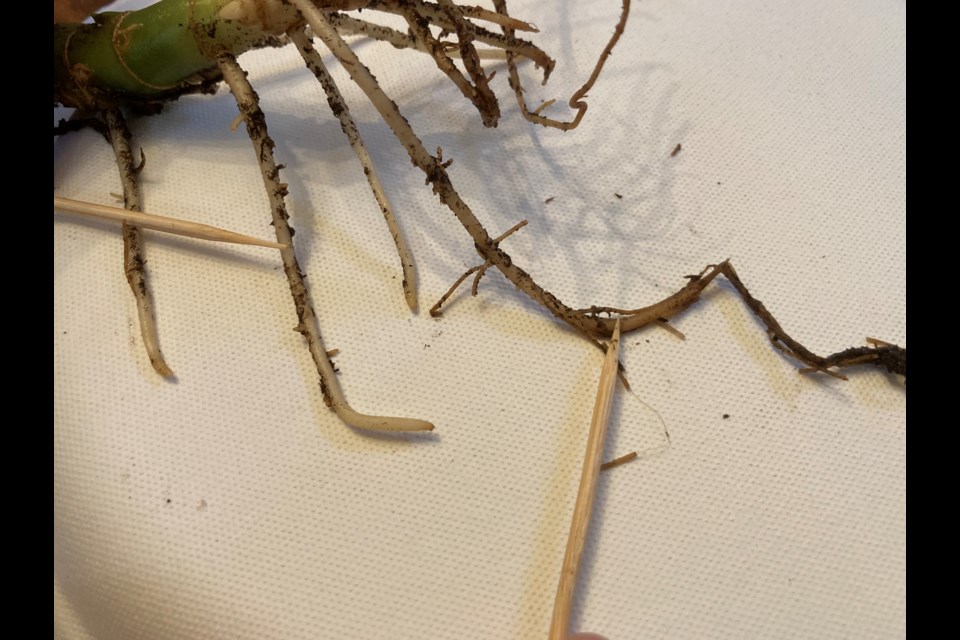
430,219,528,317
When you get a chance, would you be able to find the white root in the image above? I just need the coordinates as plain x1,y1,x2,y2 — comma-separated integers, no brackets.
216,52,433,432
103,107,175,378
290,28,419,311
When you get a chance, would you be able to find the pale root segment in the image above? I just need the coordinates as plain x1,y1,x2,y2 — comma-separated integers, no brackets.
216,52,433,432
103,107,175,378
290,29,419,312
549,319,622,640
327,13,505,61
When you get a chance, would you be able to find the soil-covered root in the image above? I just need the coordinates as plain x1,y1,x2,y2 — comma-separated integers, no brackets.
103,106,175,378
216,51,434,432
291,28,418,311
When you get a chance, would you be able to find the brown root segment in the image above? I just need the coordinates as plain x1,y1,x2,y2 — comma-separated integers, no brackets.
299,4,906,380
430,265,483,318
717,261,907,378
494,0,630,130
216,52,433,432
103,107,175,378
291,29,419,312
600,451,638,472
328,12,506,61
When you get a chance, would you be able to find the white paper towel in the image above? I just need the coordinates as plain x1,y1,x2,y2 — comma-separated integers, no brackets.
54,1,906,638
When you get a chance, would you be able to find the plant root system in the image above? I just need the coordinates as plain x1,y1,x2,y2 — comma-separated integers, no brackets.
54,0,905,435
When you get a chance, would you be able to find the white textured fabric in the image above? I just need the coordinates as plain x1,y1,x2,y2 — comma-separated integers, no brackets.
54,1,906,638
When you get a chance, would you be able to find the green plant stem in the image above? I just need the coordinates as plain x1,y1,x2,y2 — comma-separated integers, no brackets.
54,0,302,109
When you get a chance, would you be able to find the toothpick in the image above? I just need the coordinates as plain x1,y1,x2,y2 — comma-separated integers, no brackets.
549,319,622,640
53,196,287,249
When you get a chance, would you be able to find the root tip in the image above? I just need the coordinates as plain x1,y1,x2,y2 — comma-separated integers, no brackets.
151,359,175,379
405,293,419,313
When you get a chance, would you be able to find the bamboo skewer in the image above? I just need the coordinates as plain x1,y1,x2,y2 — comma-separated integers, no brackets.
549,319,622,640
53,196,287,249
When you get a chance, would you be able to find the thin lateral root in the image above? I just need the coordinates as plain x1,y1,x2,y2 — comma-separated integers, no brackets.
470,263,491,297
799,366,849,381
531,98,556,116
365,2,555,76
600,450,637,471
657,318,686,341
431,265,482,318
496,0,630,130
430,219,528,316
398,0,500,127
456,4,538,32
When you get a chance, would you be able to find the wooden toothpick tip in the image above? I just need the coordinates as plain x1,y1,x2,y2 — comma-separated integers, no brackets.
53,196,287,249
549,319,622,640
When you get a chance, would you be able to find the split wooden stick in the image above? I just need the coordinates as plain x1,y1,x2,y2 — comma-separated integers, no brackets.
549,319,622,640
53,196,287,249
